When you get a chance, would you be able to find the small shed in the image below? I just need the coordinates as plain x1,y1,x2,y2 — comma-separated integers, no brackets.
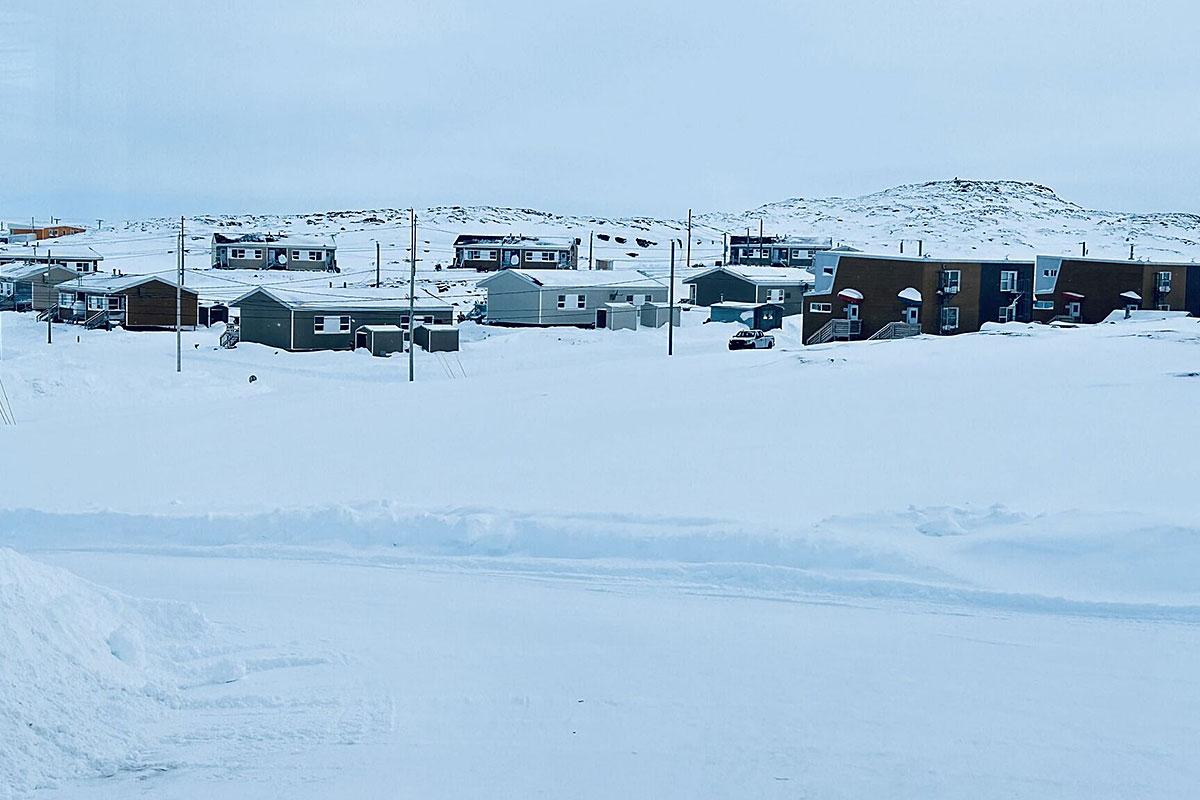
198,302,229,327
414,324,459,352
709,301,783,331
597,302,638,331
639,302,681,328
356,325,405,356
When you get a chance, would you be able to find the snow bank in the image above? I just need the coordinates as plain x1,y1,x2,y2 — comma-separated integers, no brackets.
0,548,212,794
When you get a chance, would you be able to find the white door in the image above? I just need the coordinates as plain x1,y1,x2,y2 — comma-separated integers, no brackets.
846,303,860,321
1067,301,1081,319
903,307,919,325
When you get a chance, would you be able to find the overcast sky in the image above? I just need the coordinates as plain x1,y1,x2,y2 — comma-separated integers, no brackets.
1,0,1197,221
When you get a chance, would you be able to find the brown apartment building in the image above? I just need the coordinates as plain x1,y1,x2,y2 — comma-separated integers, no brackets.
802,252,1035,344
1032,256,1200,323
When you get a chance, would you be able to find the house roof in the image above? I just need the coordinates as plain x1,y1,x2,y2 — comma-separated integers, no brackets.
478,269,665,291
56,274,187,295
0,246,103,263
684,265,814,286
232,286,452,312
0,262,79,281
729,235,834,248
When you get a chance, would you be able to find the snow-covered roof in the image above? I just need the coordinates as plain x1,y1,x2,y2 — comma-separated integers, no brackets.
212,233,335,249
838,288,864,301
898,287,922,302
357,324,403,332
214,238,335,250
454,235,572,249
684,265,813,286
479,269,664,291
56,274,184,295
416,323,457,331
1120,291,1142,301
0,262,78,281
712,301,767,310
232,286,452,312
0,247,103,263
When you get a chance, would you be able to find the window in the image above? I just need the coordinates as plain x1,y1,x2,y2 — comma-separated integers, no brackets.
292,250,301,259
230,248,245,259
625,294,651,306
688,283,697,302
314,315,350,334
941,269,961,294
822,267,833,276
307,250,324,261
999,270,1018,292
466,249,481,260
87,295,105,311
940,306,959,330
542,251,557,261
791,249,804,258
59,291,75,306
1156,271,1172,291
766,288,785,303
557,294,586,310
1042,268,1059,278
998,305,1016,323
809,302,832,313
0,281,12,295
1033,300,1054,310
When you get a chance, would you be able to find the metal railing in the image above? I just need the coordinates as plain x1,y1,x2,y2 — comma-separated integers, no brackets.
220,324,241,349
83,310,110,330
36,304,59,322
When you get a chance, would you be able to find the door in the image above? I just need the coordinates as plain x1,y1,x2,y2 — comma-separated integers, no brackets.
595,309,608,329
846,303,860,321
903,306,919,325
1067,301,1081,319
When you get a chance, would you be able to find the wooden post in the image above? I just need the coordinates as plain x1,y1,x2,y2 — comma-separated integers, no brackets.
409,209,416,382
668,241,675,356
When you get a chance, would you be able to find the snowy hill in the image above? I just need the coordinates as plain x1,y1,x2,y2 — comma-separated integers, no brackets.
13,180,1200,302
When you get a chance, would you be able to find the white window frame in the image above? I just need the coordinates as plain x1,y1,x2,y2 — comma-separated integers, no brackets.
307,250,324,261
941,306,960,330
314,315,350,334
1033,300,1054,310
766,288,785,303
230,248,246,259
809,302,832,313
557,294,586,310
1156,271,1172,291
998,305,1016,323
999,270,1018,292
942,269,961,294
1157,303,1171,311
0,281,12,295
58,291,76,306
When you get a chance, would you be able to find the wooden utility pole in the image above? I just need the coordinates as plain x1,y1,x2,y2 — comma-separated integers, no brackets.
685,209,692,270
589,230,594,270
668,240,675,356
375,241,381,287
176,216,183,373
722,232,728,265
45,248,52,344
408,208,416,382
1129,243,1135,260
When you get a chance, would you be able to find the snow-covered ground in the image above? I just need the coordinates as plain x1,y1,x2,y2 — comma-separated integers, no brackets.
2,302,1199,797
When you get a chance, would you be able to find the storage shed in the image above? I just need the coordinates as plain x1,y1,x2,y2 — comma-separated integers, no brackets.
414,324,460,352
708,301,783,331
598,302,638,331
355,325,406,356
639,302,681,328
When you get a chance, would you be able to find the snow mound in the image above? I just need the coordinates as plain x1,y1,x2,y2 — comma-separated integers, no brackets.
0,548,212,794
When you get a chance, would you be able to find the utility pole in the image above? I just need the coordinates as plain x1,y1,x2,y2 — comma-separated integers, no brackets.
96,219,103,231
176,216,183,373
668,240,675,356
685,208,692,270
1129,243,1135,260
1080,241,1087,257
46,248,52,345
722,232,728,265
900,240,904,254
408,208,416,382
759,218,764,239
918,239,924,257
375,241,381,287
589,230,594,270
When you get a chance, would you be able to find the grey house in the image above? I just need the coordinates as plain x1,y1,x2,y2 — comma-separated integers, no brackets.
684,265,812,317
452,235,578,271
728,236,834,268
0,247,104,275
478,269,667,327
232,287,454,351
0,263,78,311
212,233,337,271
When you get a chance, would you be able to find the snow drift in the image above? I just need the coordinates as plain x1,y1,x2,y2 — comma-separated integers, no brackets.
0,548,213,794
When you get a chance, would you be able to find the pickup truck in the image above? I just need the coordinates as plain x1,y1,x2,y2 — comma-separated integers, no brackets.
728,329,775,350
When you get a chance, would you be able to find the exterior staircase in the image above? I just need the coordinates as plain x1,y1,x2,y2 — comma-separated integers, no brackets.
84,310,111,330
220,323,241,349
806,318,862,345
866,321,921,341
36,304,59,322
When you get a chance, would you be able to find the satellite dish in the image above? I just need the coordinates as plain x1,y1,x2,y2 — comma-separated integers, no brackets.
276,252,288,266
509,253,520,266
